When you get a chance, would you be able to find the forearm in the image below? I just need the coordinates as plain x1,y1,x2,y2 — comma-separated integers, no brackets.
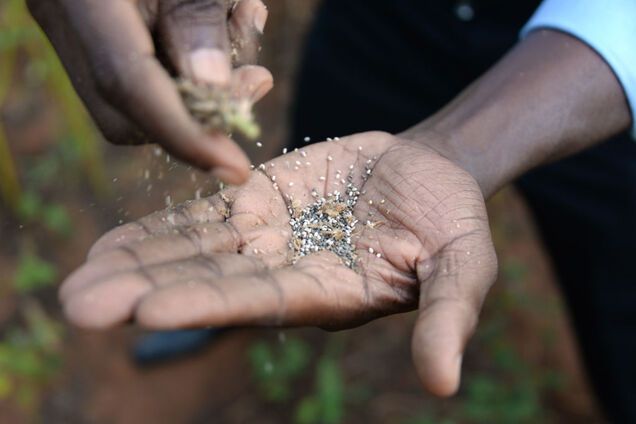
403,29,632,198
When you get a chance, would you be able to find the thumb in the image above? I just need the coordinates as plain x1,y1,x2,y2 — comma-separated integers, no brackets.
411,297,477,397
411,238,497,397
158,0,232,85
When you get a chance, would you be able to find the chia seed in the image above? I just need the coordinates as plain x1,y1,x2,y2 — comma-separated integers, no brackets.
288,182,361,268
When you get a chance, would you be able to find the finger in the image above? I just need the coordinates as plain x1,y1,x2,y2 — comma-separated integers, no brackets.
411,238,497,397
229,65,273,103
134,252,368,329
88,192,235,257
63,253,266,328
228,0,268,66
68,0,250,178
157,0,232,85
28,0,147,146
60,221,243,301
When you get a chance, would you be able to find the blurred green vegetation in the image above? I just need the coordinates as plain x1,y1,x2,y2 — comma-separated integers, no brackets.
249,253,564,424
0,0,106,214
0,0,105,414
249,334,349,424
0,301,63,410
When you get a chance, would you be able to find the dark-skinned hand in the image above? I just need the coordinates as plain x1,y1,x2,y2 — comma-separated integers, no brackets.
27,0,273,183
60,132,498,397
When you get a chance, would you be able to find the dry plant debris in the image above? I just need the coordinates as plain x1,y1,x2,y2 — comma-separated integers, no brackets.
177,78,260,140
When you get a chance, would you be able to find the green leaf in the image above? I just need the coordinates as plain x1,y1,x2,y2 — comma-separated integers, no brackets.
316,358,344,424
14,253,57,293
295,396,320,424
42,204,72,236
17,191,42,221
280,338,310,376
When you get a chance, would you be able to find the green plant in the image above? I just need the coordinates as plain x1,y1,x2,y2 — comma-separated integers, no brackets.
249,336,312,402
295,356,344,424
0,0,107,213
14,251,57,294
0,301,64,410
294,335,347,424
17,190,72,237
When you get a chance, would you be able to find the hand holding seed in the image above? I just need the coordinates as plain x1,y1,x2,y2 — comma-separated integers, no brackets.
60,132,497,397
28,0,272,183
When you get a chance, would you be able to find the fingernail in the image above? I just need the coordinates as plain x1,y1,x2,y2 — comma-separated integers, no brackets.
190,49,231,85
253,4,268,33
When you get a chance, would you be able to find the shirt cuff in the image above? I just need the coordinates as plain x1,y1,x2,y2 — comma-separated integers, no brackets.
521,0,636,138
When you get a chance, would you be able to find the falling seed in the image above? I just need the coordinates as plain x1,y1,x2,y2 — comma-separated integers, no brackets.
288,182,294,187
295,160,301,166
376,253,382,258
368,200,373,205
358,146,362,151
256,142,263,147
349,164,354,170
368,247,374,254
327,155,333,161
304,136,311,142
380,199,385,204
319,176,326,181
306,162,311,166
259,164,266,170
271,175,276,181
270,163,275,167
300,150,307,157
283,148,288,154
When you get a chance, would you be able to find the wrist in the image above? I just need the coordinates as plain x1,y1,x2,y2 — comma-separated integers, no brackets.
401,30,631,199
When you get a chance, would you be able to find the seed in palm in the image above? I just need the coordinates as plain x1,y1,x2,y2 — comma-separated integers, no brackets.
288,182,360,269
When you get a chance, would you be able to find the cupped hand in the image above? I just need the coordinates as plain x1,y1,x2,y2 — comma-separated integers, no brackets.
28,0,273,183
60,132,497,396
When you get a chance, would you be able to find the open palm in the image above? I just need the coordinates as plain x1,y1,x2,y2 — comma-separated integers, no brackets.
61,132,497,396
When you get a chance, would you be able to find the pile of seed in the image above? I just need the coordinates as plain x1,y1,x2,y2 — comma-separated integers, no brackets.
288,183,360,268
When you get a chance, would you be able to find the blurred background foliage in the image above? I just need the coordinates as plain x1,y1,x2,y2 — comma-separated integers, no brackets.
0,1,601,423
0,0,104,415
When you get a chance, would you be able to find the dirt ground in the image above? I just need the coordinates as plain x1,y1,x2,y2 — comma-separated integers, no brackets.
0,2,604,423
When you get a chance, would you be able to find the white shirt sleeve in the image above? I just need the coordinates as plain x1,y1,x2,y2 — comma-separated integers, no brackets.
521,0,636,138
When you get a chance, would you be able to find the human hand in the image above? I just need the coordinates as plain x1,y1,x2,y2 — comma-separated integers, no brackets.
28,0,273,183
60,132,497,396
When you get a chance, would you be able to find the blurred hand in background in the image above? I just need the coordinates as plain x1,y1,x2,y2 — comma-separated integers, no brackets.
27,0,273,184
